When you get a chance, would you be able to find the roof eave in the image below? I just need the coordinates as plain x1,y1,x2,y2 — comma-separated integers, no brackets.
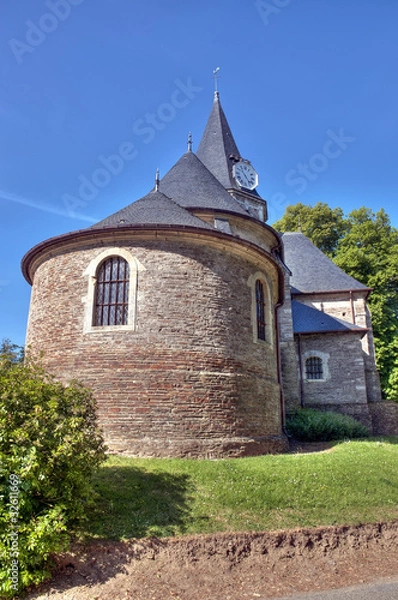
21,223,285,301
291,288,372,297
191,206,279,235
295,327,368,338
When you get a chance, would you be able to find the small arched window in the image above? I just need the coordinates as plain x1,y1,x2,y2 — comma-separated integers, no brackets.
305,356,323,380
255,279,266,341
93,256,130,326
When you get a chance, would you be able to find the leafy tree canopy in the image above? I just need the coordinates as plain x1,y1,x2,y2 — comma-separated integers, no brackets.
0,338,24,365
273,202,347,256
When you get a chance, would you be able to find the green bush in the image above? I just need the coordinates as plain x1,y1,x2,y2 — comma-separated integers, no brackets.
0,358,106,598
286,408,371,442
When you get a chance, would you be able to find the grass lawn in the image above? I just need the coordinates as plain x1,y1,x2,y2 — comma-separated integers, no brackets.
82,438,398,541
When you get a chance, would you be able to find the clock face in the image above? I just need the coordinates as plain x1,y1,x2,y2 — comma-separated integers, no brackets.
233,162,258,190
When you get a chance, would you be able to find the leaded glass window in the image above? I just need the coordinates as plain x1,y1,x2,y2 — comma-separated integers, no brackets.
93,256,130,326
305,356,323,380
255,279,266,341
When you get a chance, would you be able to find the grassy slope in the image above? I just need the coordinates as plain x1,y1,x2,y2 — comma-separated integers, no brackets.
83,439,398,541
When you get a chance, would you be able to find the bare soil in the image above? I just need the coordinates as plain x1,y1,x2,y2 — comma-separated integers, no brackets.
25,443,398,600
25,520,398,600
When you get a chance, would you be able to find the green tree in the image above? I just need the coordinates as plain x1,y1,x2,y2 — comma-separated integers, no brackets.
273,203,398,400
0,359,106,598
273,202,347,255
0,338,24,365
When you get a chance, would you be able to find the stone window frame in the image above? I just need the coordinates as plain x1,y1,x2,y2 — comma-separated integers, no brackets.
247,271,274,346
93,255,130,327
302,350,330,382
83,248,141,334
305,356,323,380
255,279,266,341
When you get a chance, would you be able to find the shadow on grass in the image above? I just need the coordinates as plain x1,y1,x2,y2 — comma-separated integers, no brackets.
80,465,195,541
27,466,196,597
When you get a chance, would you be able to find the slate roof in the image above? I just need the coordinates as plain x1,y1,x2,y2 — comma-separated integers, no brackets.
89,94,265,232
91,189,213,230
197,92,241,190
196,93,262,198
292,300,366,335
282,232,368,293
159,150,249,216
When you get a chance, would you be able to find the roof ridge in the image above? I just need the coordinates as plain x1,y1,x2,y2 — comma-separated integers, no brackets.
159,150,249,217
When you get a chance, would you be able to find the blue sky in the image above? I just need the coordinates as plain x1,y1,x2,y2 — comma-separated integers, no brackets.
1,0,397,346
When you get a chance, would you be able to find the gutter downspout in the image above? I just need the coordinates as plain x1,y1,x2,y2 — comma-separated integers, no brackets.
350,290,356,325
297,334,305,408
272,240,292,437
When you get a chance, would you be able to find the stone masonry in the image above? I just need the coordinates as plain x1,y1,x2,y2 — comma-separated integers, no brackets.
25,233,287,457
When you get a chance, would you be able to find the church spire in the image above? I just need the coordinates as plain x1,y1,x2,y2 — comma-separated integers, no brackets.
197,83,266,221
196,90,241,189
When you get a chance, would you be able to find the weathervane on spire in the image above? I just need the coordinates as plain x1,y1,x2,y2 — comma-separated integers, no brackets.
155,168,160,191
213,67,220,96
187,131,193,152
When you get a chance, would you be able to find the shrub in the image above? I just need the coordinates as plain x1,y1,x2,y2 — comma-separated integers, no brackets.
286,408,371,442
0,358,106,598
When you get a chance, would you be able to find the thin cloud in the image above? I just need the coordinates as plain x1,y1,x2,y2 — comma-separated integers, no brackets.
0,189,97,223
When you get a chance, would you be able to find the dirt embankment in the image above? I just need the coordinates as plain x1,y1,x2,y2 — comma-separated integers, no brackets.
27,520,398,600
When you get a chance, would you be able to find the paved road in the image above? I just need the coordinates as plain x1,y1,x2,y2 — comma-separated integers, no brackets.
274,576,398,600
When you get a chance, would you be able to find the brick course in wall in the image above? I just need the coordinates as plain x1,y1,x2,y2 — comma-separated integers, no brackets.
25,233,287,458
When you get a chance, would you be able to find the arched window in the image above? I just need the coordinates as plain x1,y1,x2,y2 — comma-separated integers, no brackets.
305,356,323,380
255,279,266,341
93,256,130,326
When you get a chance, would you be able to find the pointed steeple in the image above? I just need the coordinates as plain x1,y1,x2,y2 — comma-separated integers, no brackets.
196,93,241,189
197,92,267,222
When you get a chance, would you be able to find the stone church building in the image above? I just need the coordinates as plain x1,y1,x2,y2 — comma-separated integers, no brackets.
22,91,389,457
